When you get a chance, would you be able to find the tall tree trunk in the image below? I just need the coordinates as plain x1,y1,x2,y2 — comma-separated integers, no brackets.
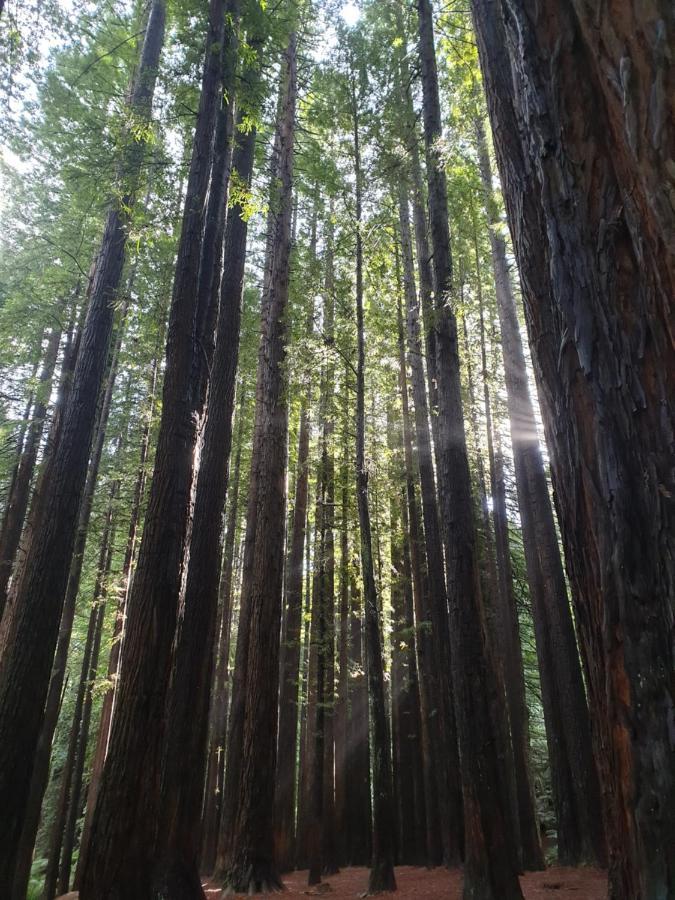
473,101,605,868
351,68,397,895
153,83,256,900
78,1,227,893
0,3,165,889
471,2,674,895
415,0,524,895
474,275,543,871
11,309,127,900
397,182,462,865
42,486,115,900
0,298,66,614
221,33,296,893
394,275,439,868
200,394,245,875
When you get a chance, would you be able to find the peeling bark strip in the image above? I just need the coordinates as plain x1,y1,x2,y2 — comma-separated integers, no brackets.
222,32,297,895
471,1,674,897
415,0,524,895
0,3,165,891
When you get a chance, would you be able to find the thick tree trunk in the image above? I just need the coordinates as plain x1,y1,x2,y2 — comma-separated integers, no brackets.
416,0,524,895
473,105,604,868
153,72,256,900
78,2,226,893
471,2,674,896
352,73,397,895
74,344,161,889
221,34,296,894
0,4,165,890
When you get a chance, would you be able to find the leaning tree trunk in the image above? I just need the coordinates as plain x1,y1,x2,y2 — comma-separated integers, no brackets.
78,1,227,894
471,1,674,896
0,4,165,890
352,71,397,895
221,33,297,894
473,104,604,868
416,0,524,895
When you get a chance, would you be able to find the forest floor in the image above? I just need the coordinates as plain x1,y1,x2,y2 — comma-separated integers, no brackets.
204,864,607,898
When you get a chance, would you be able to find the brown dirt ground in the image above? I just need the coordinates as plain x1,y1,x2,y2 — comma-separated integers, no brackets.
204,865,607,898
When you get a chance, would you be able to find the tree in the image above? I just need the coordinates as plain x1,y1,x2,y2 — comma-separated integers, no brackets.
471,1,674,895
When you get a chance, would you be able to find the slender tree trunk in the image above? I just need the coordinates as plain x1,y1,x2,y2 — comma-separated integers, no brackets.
200,395,245,875
78,1,227,893
11,310,127,900
0,300,66,614
397,182,462,865
221,34,296,893
352,70,396,895
0,4,165,889
416,0,524,894
394,279,439,868
472,2,674,895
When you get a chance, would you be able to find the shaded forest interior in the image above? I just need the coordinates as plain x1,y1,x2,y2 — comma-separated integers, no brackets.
0,0,672,898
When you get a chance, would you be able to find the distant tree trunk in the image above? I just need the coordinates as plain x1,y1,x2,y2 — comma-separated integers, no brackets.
345,564,372,868
334,371,350,865
472,1,674,895
474,277,543,871
416,0,524,894
397,182,462,865
200,395,245,875
274,236,317,873
153,70,256,898
0,298,66,614
43,487,115,900
394,282,438,868
351,69,397,895
78,1,227,893
387,408,425,866
0,3,165,890
473,101,605,868
221,33,296,894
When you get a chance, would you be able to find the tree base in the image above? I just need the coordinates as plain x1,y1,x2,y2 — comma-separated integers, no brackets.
366,859,397,894
221,858,285,896
152,859,206,900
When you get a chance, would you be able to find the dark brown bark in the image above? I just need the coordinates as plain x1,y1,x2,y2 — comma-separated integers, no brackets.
10,308,127,900
200,395,245,875
0,4,165,890
74,343,161,889
472,96,606,868
153,88,254,900
351,67,396,895
221,33,296,894
416,0,524,894
472,1,674,895
0,301,66,614
397,182,462,866
78,1,225,893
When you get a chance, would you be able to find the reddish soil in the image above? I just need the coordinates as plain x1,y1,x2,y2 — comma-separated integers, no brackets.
205,865,607,898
